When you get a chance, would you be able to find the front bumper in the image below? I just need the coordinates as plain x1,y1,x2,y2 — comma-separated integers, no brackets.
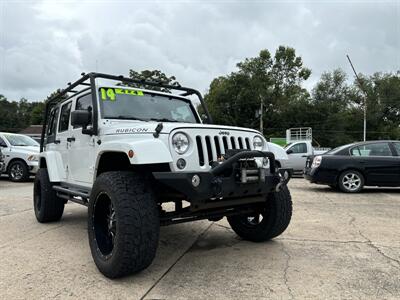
27,161,39,174
153,150,292,211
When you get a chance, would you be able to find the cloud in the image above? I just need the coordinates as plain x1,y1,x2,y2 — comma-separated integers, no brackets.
0,0,399,102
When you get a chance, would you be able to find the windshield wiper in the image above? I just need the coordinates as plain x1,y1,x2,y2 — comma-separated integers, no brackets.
149,118,179,122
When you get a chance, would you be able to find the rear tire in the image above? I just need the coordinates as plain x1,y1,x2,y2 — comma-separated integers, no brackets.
227,185,292,242
338,170,364,193
33,168,64,222
88,171,160,278
9,160,29,182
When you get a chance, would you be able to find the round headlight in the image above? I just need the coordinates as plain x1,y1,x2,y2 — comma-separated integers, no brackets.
172,132,190,154
253,136,264,151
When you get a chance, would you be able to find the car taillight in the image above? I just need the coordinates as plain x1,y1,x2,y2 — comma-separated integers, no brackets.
311,156,322,168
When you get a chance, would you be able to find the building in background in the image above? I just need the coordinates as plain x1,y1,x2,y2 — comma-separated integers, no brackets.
19,125,42,143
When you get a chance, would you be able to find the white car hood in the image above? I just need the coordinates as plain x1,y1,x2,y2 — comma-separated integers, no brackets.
266,142,288,161
101,120,260,136
10,145,40,154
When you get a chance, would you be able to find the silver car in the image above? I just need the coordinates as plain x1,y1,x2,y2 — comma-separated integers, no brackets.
0,148,5,173
0,132,40,181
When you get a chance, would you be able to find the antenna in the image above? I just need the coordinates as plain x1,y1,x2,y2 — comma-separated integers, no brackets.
347,54,367,142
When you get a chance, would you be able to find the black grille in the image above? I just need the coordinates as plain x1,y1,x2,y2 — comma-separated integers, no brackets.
195,135,251,167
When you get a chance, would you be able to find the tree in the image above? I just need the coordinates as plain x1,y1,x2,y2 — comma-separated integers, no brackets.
30,102,46,124
0,95,20,131
122,69,180,93
353,72,400,140
310,69,356,146
205,46,311,137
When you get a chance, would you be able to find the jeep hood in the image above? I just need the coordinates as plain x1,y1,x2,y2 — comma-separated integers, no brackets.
102,121,260,136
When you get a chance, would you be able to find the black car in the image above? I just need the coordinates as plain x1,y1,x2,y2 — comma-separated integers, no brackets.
304,140,400,192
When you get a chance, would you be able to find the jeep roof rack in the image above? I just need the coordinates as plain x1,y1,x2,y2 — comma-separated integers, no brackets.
40,72,213,152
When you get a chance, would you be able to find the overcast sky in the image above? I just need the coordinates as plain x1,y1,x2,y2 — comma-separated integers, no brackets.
0,0,399,102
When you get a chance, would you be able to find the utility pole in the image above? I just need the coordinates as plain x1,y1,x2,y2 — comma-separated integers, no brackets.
259,97,263,133
347,54,367,141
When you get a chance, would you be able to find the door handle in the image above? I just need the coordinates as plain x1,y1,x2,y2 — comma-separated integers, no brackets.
67,137,76,142
54,140,61,144
301,155,308,157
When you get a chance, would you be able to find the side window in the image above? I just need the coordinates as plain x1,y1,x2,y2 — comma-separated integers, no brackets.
58,102,72,132
350,147,361,156
74,94,93,128
358,143,393,157
290,143,307,154
392,143,400,155
47,107,59,138
0,136,7,148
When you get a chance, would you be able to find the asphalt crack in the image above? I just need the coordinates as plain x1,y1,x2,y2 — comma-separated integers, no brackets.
321,192,400,269
140,222,214,300
213,222,232,231
277,237,399,249
358,230,400,270
281,243,294,299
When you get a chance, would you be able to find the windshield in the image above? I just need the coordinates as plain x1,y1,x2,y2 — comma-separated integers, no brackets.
283,143,293,149
98,87,198,123
4,134,39,147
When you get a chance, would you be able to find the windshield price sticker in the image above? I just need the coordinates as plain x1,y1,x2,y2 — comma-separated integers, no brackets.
100,88,144,101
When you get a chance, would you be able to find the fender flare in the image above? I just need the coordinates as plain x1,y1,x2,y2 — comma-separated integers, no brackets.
39,152,66,182
96,139,173,166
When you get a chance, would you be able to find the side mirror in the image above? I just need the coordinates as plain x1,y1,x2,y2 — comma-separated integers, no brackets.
286,149,293,155
71,110,91,128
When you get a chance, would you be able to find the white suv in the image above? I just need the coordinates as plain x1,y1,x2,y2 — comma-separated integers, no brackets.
0,132,39,181
34,72,293,278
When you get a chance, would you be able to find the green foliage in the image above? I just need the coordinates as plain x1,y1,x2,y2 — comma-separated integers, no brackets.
0,88,66,132
205,46,400,147
0,95,45,132
121,69,181,93
205,46,312,138
0,55,399,147
30,102,46,125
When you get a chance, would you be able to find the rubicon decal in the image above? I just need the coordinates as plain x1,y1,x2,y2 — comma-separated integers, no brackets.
115,128,149,134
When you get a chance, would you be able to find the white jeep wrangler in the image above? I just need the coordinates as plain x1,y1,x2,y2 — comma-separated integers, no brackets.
34,72,293,278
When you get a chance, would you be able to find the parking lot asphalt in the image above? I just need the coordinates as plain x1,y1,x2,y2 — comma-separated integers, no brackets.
0,177,399,299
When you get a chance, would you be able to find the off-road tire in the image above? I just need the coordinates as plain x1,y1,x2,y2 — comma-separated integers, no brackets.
88,171,160,278
338,170,364,193
9,160,29,182
33,168,64,222
227,185,292,242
